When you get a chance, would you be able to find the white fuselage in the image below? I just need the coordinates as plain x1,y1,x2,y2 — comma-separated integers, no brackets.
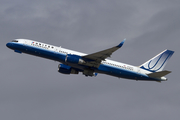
6,39,168,81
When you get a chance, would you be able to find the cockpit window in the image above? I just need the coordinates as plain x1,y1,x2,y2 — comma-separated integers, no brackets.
12,40,18,42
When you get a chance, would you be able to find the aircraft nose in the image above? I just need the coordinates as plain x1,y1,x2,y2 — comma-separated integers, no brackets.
6,43,12,48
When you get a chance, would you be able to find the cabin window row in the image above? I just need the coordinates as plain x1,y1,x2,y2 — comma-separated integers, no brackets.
106,62,121,67
103,61,126,69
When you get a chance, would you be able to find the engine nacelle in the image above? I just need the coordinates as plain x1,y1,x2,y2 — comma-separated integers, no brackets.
58,64,79,74
65,54,85,64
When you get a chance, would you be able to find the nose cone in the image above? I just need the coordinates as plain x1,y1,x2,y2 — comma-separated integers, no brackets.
6,43,12,48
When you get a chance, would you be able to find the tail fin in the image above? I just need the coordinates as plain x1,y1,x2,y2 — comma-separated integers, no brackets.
139,49,174,72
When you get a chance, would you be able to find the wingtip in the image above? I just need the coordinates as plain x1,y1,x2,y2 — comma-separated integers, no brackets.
117,38,126,48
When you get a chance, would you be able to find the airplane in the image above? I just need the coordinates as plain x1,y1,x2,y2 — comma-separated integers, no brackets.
6,39,174,82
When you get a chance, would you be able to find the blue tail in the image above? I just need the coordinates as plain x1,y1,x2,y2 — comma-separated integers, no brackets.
139,49,174,72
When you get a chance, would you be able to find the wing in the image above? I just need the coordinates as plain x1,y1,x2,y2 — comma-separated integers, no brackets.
82,39,126,67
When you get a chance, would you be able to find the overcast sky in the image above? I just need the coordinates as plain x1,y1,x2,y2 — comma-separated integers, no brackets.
1,0,180,120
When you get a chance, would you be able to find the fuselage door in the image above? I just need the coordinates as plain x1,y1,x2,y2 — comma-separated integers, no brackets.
54,47,59,54
23,40,29,51
137,69,141,74
23,40,31,46
23,40,27,46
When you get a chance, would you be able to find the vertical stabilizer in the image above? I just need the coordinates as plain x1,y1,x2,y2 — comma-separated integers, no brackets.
139,49,174,72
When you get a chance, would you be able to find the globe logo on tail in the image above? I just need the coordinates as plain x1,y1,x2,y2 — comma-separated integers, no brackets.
140,50,174,72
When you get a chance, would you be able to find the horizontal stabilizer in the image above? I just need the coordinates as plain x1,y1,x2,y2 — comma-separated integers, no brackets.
147,70,171,78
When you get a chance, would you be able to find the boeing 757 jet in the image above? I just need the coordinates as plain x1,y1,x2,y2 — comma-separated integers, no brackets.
6,39,174,82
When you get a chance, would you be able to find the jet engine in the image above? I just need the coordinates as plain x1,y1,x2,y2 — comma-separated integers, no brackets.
58,64,79,74
65,54,85,64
